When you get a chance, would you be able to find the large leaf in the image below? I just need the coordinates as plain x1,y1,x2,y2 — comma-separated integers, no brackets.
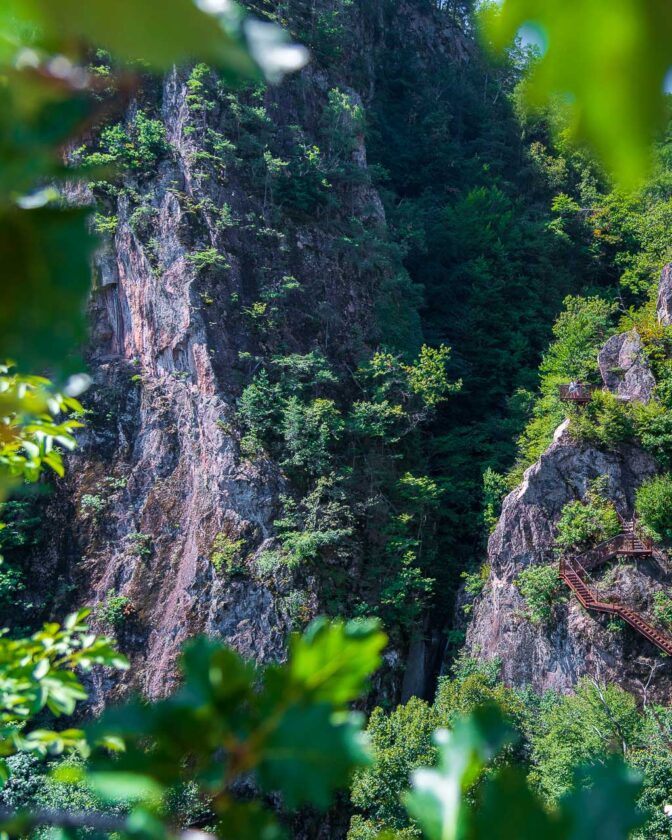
34,0,258,75
283,617,387,706
257,704,369,810
473,766,564,840
484,0,672,187
561,758,645,840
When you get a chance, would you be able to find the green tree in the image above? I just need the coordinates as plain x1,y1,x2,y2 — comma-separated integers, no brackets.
635,473,672,544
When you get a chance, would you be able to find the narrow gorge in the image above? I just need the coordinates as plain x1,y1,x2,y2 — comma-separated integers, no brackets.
4,0,672,837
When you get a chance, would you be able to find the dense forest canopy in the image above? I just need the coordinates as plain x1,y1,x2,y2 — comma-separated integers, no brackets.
3,0,672,838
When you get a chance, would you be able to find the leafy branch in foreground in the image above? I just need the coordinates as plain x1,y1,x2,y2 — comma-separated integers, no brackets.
483,0,672,188
0,366,87,495
0,609,128,782
0,0,306,372
0,619,386,839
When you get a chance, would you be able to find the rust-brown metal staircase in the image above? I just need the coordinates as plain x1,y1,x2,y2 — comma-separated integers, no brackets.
559,519,672,656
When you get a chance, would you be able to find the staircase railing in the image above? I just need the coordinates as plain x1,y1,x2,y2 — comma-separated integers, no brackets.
558,520,672,656
558,383,596,403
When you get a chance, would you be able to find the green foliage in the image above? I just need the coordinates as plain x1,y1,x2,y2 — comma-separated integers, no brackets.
0,501,41,552
350,661,672,840
210,533,246,575
634,402,672,470
515,564,564,624
405,345,459,409
127,532,153,558
652,591,672,630
513,296,617,478
349,658,524,839
526,678,643,804
272,476,354,569
280,397,344,477
0,366,84,493
554,476,621,554
185,246,230,272
569,390,636,449
461,565,490,616
403,707,516,840
80,493,106,517
186,63,216,115
237,348,456,623
97,591,133,631
402,700,643,840
349,699,439,837
79,618,385,829
84,112,168,172
0,609,128,778
322,88,365,161
238,369,282,455
0,560,26,614
541,297,617,385
635,473,672,544
482,468,508,533
484,0,672,186
367,346,459,411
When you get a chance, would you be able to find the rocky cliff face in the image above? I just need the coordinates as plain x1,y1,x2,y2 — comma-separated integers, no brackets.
465,276,672,701
28,1,470,704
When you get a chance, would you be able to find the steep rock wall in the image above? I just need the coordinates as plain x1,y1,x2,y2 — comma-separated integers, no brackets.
33,1,470,703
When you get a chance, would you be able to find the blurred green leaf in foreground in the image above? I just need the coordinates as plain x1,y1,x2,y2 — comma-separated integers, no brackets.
0,618,387,838
483,0,672,189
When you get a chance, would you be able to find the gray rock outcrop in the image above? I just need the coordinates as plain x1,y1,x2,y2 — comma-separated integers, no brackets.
657,263,672,326
464,426,671,697
598,329,656,403
463,266,672,699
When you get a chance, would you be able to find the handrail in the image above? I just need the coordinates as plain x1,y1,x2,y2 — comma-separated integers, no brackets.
573,524,653,571
558,383,595,403
559,522,672,656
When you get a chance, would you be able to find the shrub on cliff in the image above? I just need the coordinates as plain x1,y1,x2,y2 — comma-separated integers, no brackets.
636,473,672,544
554,476,621,553
569,389,636,449
515,564,564,624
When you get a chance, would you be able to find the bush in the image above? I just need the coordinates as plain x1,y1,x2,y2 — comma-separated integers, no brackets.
540,295,617,383
98,590,133,630
85,111,168,171
554,476,620,553
569,389,635,448
280,397,344,477
80,493,107,519
634,403,672,469
128,532,153,558
510,296,617,479
349,699,439,837
0,560,26,612
461,564,490,615
274,479,354,567
185,247,230,272
636,473,672,543
210,533,245,575
482,468,508,533
652,591,672,628
515,564,564,624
